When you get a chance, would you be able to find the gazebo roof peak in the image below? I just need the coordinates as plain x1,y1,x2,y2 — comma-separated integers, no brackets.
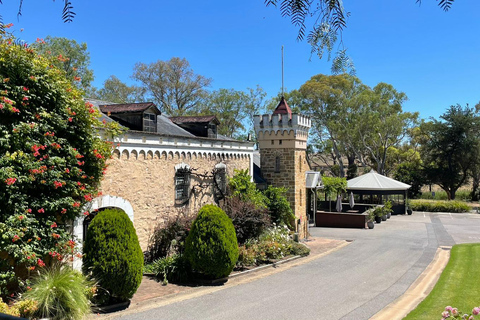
347,170,411,191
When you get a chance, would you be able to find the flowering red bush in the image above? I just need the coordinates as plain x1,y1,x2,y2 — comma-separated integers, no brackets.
0,29,119,300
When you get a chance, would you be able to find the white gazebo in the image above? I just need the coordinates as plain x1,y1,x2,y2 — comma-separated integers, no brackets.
347,170,411,214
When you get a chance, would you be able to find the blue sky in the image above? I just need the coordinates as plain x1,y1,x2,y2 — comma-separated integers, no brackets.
2,0,479,120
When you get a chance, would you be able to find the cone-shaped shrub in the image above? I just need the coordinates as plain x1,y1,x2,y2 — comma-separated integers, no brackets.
185,205,238,279
82,208,143,303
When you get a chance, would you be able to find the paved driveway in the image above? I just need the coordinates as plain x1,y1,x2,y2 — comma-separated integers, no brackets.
116,212,480,320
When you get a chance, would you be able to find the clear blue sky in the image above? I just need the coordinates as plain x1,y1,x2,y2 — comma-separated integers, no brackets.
2,0,479,120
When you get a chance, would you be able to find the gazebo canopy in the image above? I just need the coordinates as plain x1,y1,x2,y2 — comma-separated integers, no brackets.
347,170,411,191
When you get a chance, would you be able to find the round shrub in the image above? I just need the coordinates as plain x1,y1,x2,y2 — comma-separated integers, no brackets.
82,208,143,303
185,205,238,279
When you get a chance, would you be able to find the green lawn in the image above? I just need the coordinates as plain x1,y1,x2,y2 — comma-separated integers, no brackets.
404,243,480,319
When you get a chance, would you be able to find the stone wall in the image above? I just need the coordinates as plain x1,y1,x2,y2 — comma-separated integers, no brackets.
100,150,250,251
259,147,309,238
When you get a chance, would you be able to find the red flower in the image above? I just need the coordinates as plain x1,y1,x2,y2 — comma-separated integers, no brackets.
83,211,90,216
11,107,20,113
22,96,29,101
5,177,17,185
23,87,28,91
52,233,60,239
68,117,73,122
61,208,67,214
27,208,32,213
84,194,92,201
28,266,35,271
38,208,45,214
72,202,80,208
53,181,63,189
18,215,24,220
51,222,57,228
12,235,20,242
37,259,45,267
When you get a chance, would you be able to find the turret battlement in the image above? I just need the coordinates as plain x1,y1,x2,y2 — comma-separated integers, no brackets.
253,113,311,137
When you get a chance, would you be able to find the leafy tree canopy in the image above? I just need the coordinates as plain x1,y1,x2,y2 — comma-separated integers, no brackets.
132,57,212,116
31,36,94,91
89,75,144,104
419,105,480,200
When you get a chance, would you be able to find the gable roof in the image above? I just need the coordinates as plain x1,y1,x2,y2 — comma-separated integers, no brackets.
169,115,220,125
347,170,411,191
99,102,158,114
273,96,292,117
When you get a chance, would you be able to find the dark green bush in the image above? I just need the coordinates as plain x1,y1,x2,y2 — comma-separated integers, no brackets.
264,186,295,230
185,205,238,279
145,213,194,263
222,195,271,244
409,200,470,213
82,208,143,304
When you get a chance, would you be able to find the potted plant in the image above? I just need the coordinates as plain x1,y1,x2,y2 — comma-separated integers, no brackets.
366,209,375,229
373,206,383,224
384,200,392,219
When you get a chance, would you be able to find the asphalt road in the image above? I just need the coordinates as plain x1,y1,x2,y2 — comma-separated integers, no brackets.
116,212,480,320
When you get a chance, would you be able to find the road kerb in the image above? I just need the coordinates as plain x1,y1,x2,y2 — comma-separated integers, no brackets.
370,246,451,320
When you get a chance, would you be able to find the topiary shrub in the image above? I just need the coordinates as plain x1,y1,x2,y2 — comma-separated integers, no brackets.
264,186,295,230
185,205,238,279
82,208,143,304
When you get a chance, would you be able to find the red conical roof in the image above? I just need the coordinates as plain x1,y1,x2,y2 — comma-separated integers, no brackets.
273,96,292,117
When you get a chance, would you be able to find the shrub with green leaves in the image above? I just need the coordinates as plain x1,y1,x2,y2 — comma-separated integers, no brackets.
0,30,118,299
185,205,238,279
264,186,295,230
409,200,470,213
83,208,143,304
144,254,192,284
22,265,93,320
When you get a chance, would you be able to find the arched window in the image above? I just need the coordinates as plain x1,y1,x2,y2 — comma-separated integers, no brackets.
175,163,191,205
275,156,281,173
214,163,227,202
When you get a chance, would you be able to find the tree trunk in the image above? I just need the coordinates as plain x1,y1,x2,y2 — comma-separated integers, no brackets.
472,175,480,201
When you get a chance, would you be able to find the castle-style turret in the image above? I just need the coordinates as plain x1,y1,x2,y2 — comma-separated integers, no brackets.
254,97,311,237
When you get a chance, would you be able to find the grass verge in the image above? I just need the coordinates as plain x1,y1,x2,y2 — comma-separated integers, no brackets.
404,243,480,319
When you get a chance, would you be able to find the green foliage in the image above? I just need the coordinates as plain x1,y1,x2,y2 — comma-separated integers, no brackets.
394,161,425,198
31,36,94,91
144,254,192,285
228,169,268,208
0,31,115,299
419,190,472,201
90,75,144,103
83,208,143,303
237,225,309,267
132,57,212,116
322,176,347,199
198,86,266,139
222,195,271,244
264,186,295,230
185,205,238,279
22,265,94,320
364,208,376,222
409,199,470,213
419,105,480,200
404,243,480,320
145,213,195,262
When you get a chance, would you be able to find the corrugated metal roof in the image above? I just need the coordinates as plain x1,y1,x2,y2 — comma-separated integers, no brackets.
99,102,158,114
156,115,195,137
170,115,219,124
347,170,411,191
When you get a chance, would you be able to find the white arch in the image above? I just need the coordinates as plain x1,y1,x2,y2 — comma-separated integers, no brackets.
72,195,134,270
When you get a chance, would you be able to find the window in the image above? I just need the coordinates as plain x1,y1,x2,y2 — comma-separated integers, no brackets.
175,164,191,204
214,163,227,202
143,113,156,132
275,156,280,173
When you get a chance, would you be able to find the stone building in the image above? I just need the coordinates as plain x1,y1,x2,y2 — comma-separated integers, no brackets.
73,100,254,261
253,97,312,238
